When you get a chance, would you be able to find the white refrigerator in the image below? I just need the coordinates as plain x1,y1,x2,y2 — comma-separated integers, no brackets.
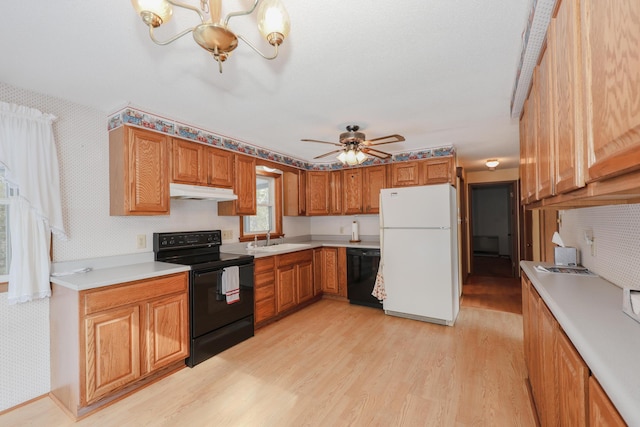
380,184,459,325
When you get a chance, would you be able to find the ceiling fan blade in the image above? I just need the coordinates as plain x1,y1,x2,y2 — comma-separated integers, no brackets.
362,147,392,159
363,134,405,145
313,149,343,159
301,139,343,147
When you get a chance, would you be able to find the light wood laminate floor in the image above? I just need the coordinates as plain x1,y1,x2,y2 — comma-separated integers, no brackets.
1,299,535,426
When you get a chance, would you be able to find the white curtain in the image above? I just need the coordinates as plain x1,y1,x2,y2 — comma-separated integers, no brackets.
0,101,67,304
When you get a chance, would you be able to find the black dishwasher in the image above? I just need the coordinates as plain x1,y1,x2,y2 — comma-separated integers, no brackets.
346,248,382,309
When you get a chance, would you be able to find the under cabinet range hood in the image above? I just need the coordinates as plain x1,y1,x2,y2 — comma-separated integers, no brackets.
169,183,238,201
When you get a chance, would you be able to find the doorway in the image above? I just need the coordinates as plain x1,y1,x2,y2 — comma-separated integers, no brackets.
468,181,519,278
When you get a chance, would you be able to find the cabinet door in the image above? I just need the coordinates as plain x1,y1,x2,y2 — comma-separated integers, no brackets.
342,169,363,214
363,165,386,214
527,285,543,415
582,0,640,181
391,161,420,187
206,147,234,188
521,277,531,372
172,139,205,184
321,248,340,295
553,0,585,194
297,260,314,303
557,328,589,426
536,43,555,199
313,248,323,296
109,126,169,215
329,170,342,215
589,376,626,427
283,170,306,216
540,301,560,426
84,305,140,404
144,293,189,374
420,158,453,185
276,264,297,313
523,88,538,203
218,155,256,216
306,171,330,215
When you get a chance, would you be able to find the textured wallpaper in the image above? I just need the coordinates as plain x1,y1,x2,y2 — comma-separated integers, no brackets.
560,204,640,289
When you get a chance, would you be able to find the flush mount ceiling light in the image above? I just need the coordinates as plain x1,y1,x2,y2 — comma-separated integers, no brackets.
485,159,500,170
130,0,291,73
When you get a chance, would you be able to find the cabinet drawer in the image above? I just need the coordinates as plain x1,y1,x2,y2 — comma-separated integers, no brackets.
254,256,275,273
277,249,313,267
83,273,188,315
255,298,276,323
255,280,275,301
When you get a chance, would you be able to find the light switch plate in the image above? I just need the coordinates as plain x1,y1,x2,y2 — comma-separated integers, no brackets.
222,230,233,240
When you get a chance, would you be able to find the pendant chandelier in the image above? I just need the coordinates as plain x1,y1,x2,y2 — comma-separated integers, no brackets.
130,0,291,73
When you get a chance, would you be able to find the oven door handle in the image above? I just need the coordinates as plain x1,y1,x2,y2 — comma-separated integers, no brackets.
216,269,225,301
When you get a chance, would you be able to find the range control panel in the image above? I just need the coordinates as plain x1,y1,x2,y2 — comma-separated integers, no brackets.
153,230,222,251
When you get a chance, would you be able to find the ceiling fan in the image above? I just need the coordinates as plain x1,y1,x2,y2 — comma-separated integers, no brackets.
301,125,405,165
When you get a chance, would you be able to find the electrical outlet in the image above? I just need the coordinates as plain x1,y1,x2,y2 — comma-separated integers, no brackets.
222,230,233,240
340,226,344,234
136,234,146,249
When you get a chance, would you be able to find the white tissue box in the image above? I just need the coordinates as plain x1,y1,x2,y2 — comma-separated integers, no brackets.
622,288,640,324
554,247,578,266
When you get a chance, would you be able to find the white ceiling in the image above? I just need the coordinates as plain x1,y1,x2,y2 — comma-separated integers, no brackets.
0,1,532,171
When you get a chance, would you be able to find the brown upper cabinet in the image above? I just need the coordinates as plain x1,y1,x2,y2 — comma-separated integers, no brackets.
171,139,234,188
205,146,234,188
520,0,640,207
283,169,306,216
329,170,342,215
342,168,364,215
581,0,640,182
552,0,585,194
171,138,206,185
109,126,170,215
218,155,256,216
391,157,454,188
362,165,386,214
306,171,331,215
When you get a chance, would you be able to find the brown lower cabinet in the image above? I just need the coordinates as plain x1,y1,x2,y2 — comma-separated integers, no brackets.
50,272,189,419
254,247,347,329
522,273,625,426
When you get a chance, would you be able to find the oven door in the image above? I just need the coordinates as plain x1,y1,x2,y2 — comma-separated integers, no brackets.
190,263,254,338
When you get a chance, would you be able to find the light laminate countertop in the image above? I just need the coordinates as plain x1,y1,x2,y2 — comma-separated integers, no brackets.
50,262,190,291
520,261,640,425
222,239,380,258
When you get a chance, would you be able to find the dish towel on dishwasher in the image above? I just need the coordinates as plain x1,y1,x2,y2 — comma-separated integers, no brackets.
222,266,240,304
372,263,386,301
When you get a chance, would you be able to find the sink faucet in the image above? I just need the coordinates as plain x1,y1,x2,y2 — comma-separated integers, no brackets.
266,231,271,246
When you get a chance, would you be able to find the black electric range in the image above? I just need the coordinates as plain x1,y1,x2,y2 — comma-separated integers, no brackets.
153,230,254,367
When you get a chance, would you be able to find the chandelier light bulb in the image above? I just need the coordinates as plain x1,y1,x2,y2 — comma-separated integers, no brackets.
131,0,173,25
257,0,291,44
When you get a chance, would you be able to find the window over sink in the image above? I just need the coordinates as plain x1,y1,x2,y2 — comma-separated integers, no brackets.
240,168,283,241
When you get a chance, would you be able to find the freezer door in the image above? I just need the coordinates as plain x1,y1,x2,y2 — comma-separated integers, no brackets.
382,228,456,322
380,185,451,228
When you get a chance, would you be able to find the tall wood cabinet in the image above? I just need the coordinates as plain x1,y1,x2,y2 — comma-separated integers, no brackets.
329,170,342,214
218,155,256,216
50,273,189,419
109,126,169,215
283,170,306,216
205,146,234,188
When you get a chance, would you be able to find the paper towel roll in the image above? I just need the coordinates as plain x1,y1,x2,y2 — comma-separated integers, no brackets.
552,231,565,247
351,221,360,241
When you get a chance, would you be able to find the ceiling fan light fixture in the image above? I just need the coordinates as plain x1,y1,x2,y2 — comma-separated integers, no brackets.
337,148,367,166
486,159,500,170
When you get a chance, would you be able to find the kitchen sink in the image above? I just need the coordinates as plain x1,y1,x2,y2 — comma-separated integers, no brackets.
250,243,311,253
